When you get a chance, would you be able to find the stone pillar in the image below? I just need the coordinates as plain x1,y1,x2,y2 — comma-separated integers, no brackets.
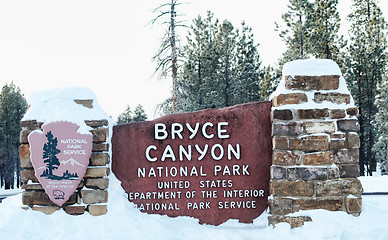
269,59,363,228
19,99,110,216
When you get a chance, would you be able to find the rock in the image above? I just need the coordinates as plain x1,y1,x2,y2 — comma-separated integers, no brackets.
65,206,86,215
316,179,363,197
298,109,329,119
91,128,108,143
337,119,360,132
74,99,93,109
31,206,61,215
285,75,340,91
345,196,362,214
81,190,108,204
314,92,350,104
272,93,308,107
90,153,110,166
289,135,329,151
85,167,109,178
303,151,333,165
88,205,107,216
273,150,301,165
270,166,287,180
272,136,289,150
85,178,109,190
272,109,293,120
304,121,335,134
270,180,314,197
268,197,293,215
347,132,360,149
273,122,304,136
330,109,346,119
293,198,343,211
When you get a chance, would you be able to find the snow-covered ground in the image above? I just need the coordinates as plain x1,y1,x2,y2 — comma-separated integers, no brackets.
1,84,387,239
0,174,387,240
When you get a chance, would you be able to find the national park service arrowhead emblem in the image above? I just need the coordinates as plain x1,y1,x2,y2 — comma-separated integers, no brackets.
28,121,93,206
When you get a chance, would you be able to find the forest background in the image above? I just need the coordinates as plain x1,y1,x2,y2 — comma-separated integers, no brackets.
0,0,387,189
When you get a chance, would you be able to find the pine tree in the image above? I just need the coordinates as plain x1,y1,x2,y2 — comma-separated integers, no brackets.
216,20,236,108
178,12,221,112
277,0,346,69
276,0,314,62
117,105,133,124
232,22,263,104
308,0,346,66
0,82,27,189
373,74,388,174
260,65,280,100
42,131,61,178
133,105,148,122
347,0,387,175
117,105,147,123
177,12,264,112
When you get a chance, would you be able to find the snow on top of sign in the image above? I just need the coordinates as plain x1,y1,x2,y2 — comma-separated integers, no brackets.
270,59,355,110
22,87,113,134
282,59,342,77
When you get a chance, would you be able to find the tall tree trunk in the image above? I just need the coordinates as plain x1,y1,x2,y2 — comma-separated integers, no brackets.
198,59,203,106
224,40,230,107
358,68,365,176
170,0,178,112
386,142,388,173
299,14,304,58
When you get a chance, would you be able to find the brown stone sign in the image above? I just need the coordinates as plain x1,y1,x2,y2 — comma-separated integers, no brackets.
112,101,272,225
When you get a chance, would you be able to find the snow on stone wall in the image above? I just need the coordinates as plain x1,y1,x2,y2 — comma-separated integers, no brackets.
269,59,363,228
20,87,113,216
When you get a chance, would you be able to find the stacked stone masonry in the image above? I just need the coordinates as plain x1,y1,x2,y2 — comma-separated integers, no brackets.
270,72,363,228
19,99,110,216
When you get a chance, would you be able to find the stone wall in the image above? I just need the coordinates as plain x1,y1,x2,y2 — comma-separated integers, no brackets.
269,60,363,228
19,99,110,216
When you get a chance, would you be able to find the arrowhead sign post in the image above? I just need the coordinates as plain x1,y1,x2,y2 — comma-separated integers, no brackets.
29,121,93,206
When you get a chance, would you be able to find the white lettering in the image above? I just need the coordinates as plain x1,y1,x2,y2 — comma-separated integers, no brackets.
161,145,176,161
179,145,191,161
202,122,214,139
195,144,208,160
227,144,240,160
155,123,168,140
171,123,183,140
145,145,157,162
186,123,199,139
211,144,224,160
217,122,229,139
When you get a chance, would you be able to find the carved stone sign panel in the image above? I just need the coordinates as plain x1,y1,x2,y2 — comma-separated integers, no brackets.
29,121,93,206
112,101,272,225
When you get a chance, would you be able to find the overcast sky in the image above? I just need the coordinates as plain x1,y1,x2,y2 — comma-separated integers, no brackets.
0,0,387,120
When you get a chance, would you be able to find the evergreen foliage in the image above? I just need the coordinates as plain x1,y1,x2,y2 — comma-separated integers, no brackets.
276,0,346,67
177,12,264,112
261,65,280,100
308,0,346,64
347,0,387,175
133,105,148,122
0,82,27,189
275,0,314,62
373,75,388,174
117,105,133,123
41,131,61,178
117,105,147,123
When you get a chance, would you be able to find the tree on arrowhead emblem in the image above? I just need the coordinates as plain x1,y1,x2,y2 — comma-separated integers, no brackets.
41,131,61,179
